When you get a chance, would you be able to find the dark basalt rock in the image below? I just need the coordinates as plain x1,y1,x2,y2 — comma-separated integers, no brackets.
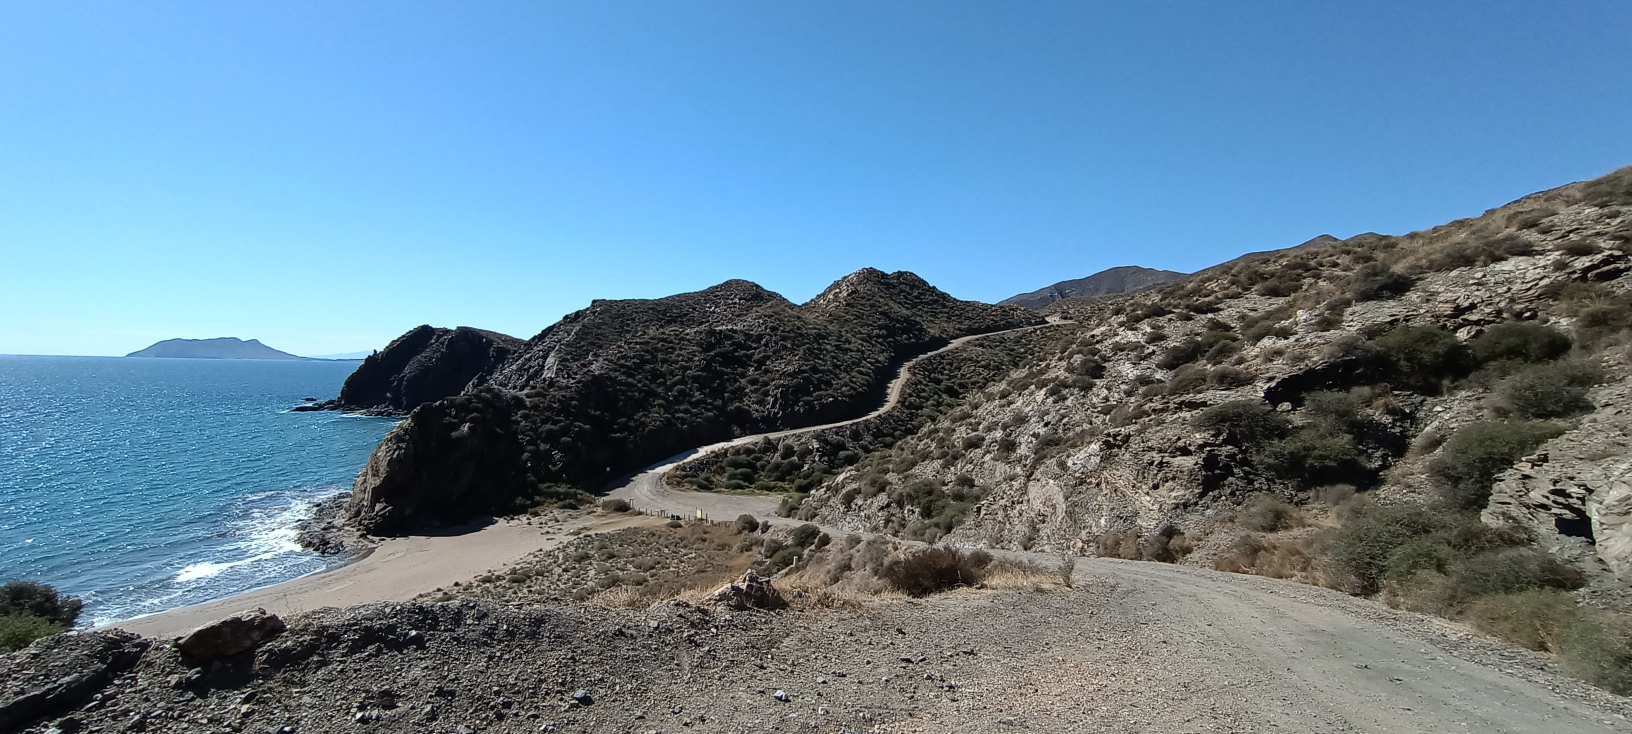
333,326,524,414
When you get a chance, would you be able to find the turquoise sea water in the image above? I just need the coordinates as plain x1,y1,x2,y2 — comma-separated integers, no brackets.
0,356,394,626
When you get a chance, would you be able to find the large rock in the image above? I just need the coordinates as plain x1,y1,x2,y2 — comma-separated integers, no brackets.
705,571,785,610
177,609,286,662
1485,376,1632,579
0,631,147,733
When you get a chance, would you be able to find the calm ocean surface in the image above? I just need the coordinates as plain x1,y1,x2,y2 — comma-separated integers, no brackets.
0,356,394,626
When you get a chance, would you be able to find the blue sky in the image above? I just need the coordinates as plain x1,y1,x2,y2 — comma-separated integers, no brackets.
2,2,1628,357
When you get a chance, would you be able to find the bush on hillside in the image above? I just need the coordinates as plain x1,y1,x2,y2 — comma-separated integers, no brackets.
734,513,760,533
1235,495,1304,532
879,546,993,597
1208,366,1253,388
1347,263,1414,301
1558,612,1632,695
1325,502,1453,594
1490,362,1598,419
1429,421,1565,509
1193,400,1291,446
0,613,63,652
0,581,82,627
1462,589,1578,652
1375,324,1474,393
1469,321,1572,364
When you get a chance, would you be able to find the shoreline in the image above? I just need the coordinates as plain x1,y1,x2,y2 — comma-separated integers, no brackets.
110,511,662,639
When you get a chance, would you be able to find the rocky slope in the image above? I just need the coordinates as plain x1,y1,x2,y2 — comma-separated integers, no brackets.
1000,265,1185,309
798,166,1632,584
345,270,1041,533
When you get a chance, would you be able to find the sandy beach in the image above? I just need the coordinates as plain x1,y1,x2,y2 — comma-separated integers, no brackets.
112,512,663,639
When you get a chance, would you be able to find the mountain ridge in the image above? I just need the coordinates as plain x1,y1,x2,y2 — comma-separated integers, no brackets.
1000,265,1186,309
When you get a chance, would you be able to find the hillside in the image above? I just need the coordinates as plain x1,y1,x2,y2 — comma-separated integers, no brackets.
344,269,1041,533
791,166,1632,598
124,337,306,360
1000,265,1185,309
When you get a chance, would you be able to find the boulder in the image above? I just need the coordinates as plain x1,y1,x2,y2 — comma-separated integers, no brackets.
705,571,784,610
177,609,286,662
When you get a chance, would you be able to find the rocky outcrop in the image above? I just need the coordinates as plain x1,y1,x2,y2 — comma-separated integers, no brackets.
0,631,148,732
705,571,785,610
1485,374,1632,580
346,270,1041,534
330,325,523,414
177,609,287,663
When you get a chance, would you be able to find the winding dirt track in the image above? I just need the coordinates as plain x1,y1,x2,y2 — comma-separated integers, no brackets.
605,320,1064,518
606,320,1632,733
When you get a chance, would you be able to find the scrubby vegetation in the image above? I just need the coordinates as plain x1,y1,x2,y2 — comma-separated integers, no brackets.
782,535,1067,598
671,326,1059,504
1429,421,1565,509
0,580,81,651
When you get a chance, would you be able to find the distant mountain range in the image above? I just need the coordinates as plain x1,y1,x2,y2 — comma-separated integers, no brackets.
124,337,361,360
1000,265,1186,309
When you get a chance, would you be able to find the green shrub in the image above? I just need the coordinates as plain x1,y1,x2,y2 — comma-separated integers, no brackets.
599,497,631,513
0,613,62,652
1263,424,1366,484
1348,263,1414,301
1326,503,1451,594
1429,421,1565,509
1490,363,1596,419
0,581,82,627
735,514,760,533
1375,325,1474,393
1470,321,1571,364
1193,400,1291,445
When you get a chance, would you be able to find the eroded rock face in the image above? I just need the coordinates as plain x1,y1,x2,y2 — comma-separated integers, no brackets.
1486,375,1632,579
346,394,532,534
336,326,524,413
177,609,287,663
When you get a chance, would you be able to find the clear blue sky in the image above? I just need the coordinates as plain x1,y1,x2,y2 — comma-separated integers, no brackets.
2,2,1629,356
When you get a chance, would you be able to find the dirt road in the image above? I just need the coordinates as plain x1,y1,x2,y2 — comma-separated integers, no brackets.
603,321,1632,732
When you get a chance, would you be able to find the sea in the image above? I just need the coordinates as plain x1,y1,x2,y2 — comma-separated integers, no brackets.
0,355,395,627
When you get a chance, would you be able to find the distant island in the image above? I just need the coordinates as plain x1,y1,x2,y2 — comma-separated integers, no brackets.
125,337,357,360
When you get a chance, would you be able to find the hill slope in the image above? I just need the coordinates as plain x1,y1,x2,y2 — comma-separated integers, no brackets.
125,337,305,360
345,269,1041,533
797,166,1632,588
1001,265,1185,309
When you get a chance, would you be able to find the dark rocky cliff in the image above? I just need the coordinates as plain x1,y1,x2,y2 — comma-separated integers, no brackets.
328,326,523,414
